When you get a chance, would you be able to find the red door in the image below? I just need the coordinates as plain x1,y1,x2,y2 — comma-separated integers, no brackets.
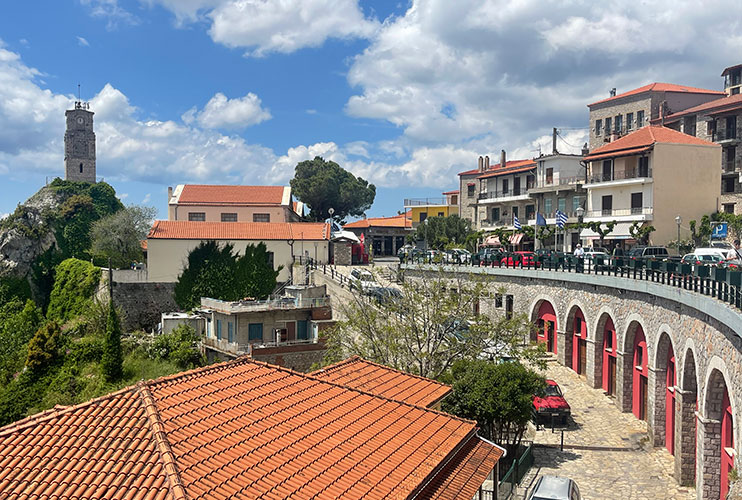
602,319,617,395
572,311,586,374
286,321,296,341
632,327,648,420
665,350,676,455
537,302,557,354
721,388,734,500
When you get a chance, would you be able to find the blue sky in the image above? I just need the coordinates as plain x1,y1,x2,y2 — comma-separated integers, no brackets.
0,0,740,221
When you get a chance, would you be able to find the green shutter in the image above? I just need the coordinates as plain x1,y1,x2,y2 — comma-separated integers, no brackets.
248,323,263,341
297,320,309,340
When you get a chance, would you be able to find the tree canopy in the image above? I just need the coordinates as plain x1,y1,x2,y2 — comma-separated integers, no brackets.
91,205,157,267
290,156,376,222
323,269,544,379
442,359,545,454
174,241,281,310
410,215,475,250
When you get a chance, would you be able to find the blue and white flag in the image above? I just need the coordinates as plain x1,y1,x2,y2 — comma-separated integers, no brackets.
513,215,522,230
555,210,568,228
536,213,547,226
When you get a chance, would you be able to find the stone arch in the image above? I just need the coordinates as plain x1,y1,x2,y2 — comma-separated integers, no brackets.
701,358,736,500
680,339,699,394
564,301,588,374
650,328,677,454
529,297,558,354
593,310,618,393
675,344,698,486
620,318,649,417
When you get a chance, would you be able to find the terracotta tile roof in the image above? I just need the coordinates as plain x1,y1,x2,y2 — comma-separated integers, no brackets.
584,125,718,161
310,356,452,407
147,220,330,240
658,93,742,123
0,358,502,500
344,212,412,229
441,190,459,195
459,159,536,177
176,185,287,206
588,83,724,107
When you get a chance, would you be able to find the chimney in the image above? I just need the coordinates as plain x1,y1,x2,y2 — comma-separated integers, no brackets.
484,155,490,170
478,156,484,172
581,143,589,157
500,150,506,168
167,186,173,201
610,88,617,97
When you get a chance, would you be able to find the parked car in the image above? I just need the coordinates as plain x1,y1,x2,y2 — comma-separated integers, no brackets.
444,248,471,264
694,247,732,260
397,245,423,262
501,251,538,268
367,286,403,306
349,269,377,292
680,253,724,270
627,246,669,261
426,249,443,263
533,379,571,425
584,246,608,254
473,247,504,266
582,250,609,262
527,475,581,500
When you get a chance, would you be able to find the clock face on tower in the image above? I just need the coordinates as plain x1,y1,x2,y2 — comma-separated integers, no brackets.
76,116,85,128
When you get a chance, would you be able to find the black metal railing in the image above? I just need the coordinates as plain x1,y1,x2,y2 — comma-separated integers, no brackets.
713,128,738,142
478,188,530,200
587,168,652,184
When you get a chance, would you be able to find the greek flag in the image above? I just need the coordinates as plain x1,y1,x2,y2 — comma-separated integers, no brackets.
513,215,522,230
555,209,568,228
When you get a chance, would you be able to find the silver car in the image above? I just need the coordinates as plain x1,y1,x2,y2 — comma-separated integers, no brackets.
527,475,581,500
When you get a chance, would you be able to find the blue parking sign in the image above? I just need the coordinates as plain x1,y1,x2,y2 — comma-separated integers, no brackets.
712,222,728,239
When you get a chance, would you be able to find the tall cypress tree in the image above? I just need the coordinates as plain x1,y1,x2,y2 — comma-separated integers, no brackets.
102,302,123,382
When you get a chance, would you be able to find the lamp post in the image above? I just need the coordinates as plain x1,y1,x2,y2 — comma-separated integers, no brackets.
675,215,682,244
576,206,585,250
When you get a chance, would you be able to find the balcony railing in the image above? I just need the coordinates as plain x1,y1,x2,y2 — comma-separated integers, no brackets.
713,128,738,142
404,197,449,206
585,207,653,218
723,158,742,173
478,187,531,201
201,296,330,313
587,168,652,184
542,175,584,187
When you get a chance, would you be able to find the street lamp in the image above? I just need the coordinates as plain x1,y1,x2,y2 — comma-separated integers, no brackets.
675,215,682,243
576,206,585,223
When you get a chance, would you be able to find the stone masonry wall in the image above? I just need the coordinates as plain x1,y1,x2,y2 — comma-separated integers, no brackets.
98,275,177,332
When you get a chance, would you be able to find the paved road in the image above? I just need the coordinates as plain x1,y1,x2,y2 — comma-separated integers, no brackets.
519,360,695,500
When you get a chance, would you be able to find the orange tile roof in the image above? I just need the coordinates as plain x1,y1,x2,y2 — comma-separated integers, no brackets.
311,356,452,407
441,190,459,195
0,358,502,500
147,220,330,240
177,185,286,206
584,125,717,161
344,212,412,229
459,159,536,177
659,93,742,123
588,82,724,107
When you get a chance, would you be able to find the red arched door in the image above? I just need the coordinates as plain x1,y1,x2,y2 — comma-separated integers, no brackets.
721,388,734,500
537,302,557,354
602,319,617,395
632,327,648,420
571,310,587,375
665,347,676,454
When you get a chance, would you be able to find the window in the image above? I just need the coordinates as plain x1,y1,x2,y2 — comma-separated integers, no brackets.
605,332,613,350
626,112,634,131
495,294,503,308
708,120,717,136
248,323,263,341
638,157,649,177
602,160,613,181
684,116,696,136
492,207,500,221
724,177,736,193
188,212,206,221
502,179,509,194
511,206,518,218
216,319,222,340
726,116,737,139
604,117,612,134
297,320,309,340
631,192,643,214
221,213,238,222
572,196,582,212
227,322,234,343
467,183,475,197
267,251,274,269
636,346,643,368
450,194,458,204
601,195,613,216
733,87,741,96
724,146,736,172
557,198,566,213
614,114,622,132
595,119,602,136
546,168,554,184
79,163,83,173
253,213,270,223
724,203,736,214
636,110,644,128
526,205,535,220
526,175,535,189
419,212,428,222
505,295,514,320
544,198,553,215
438,211,445,217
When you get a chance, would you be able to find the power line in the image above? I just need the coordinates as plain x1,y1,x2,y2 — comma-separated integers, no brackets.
556,131,584,149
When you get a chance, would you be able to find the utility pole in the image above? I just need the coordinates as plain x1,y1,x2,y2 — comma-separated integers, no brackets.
552,127,558,155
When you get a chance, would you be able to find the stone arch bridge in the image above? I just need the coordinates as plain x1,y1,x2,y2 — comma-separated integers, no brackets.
401,264,742,500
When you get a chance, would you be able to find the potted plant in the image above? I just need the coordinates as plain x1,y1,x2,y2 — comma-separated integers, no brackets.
714,263,727,283
694,264,710,278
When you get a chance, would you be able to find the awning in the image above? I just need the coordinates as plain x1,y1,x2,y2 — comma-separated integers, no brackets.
509,233,524,245
580,222,635,240
482,235,501,246
584,146,651,162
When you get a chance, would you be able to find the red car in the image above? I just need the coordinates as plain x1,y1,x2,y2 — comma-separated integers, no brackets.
500,251,538,268
533,379,571,425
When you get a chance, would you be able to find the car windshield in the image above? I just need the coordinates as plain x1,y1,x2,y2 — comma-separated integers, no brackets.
628,248,644,257
544,384,563,397
700,255,722,262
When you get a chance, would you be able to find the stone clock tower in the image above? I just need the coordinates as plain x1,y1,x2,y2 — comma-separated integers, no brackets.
64,101,96,182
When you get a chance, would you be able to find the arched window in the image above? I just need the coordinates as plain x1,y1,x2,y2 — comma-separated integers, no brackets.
79,163,83,173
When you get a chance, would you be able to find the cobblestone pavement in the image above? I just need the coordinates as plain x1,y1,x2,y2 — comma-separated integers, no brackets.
518,360,695,500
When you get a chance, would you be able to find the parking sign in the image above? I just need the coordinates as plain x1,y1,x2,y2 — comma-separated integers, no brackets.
712,222,728,239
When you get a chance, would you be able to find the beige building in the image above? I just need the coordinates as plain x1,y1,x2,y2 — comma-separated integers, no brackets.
146,220,330,283
167,184,304,223
582,126,721,247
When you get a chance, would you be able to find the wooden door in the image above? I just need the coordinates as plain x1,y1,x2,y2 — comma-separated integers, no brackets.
608,357,616,396
286,321,296,341
639,376,648,421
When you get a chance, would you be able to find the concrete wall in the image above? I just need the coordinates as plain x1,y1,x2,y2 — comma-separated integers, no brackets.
147,238,329,283
204,342,326,373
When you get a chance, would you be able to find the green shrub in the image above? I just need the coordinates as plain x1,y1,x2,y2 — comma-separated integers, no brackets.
25,321,63,374
150,324,204,370
0,299,43,384
47,259,101,323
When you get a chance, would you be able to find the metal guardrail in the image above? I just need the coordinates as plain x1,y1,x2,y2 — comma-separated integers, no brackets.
497,442,534,500
400,254,742,312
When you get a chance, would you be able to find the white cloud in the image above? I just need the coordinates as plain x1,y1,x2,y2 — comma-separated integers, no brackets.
80,0,139,29
183,92,271,129
305,109,317,115
149,0,379,56
18,39,28,47
118,193,129,200
141,193,151,204
76,36,90,47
